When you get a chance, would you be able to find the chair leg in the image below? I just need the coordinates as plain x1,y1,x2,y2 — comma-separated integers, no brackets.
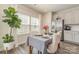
58,43,60,49
29,46,33,54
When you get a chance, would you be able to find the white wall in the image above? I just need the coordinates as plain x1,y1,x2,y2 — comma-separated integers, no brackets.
42,12,52,32
17,5,41,18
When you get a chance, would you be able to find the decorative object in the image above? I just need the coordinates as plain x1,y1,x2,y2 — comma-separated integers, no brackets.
2,7,21,52
43,24,49,34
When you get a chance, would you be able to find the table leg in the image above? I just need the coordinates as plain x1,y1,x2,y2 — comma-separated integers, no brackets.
5,47,8,54
38,51,42,54
13,44,16,53
29,46,33,54
38,51,40,54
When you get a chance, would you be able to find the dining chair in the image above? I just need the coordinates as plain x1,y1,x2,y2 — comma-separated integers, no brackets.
47,31,61,53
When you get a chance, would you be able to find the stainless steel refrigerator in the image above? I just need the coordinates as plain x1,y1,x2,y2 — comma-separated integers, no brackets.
51,18,64,41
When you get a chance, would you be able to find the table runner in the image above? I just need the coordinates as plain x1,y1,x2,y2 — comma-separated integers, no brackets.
27,35,52,54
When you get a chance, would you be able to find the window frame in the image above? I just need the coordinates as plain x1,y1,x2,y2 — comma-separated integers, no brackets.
16,13,40,35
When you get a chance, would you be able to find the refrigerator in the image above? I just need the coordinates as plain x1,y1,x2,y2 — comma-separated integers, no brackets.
51,19,64,41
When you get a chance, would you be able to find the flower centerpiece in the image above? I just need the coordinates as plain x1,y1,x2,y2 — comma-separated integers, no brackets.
43,24,49,34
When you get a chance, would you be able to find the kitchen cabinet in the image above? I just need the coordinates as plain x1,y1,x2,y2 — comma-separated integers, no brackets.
73,10,79,24
64,9,79,24
64,11,73,24
73,32,79,43
64,31,73,41
53,7,79,24
64,31,79,44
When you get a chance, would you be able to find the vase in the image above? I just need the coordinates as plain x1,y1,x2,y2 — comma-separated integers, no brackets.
3,41,15,50
44,29,48,35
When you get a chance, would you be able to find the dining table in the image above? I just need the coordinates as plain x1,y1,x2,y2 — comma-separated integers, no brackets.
27,35,52,54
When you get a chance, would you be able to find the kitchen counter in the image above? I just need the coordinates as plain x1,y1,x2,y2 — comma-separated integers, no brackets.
64,30,79,44
64,30,79,32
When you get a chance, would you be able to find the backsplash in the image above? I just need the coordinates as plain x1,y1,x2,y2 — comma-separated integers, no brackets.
68,25,79,31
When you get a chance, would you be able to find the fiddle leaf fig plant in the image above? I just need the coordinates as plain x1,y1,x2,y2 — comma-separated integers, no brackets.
2,7,21,43
2,34,14,43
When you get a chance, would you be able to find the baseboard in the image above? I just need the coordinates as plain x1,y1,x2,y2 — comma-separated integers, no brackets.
64,40,79,46
15,41,26,48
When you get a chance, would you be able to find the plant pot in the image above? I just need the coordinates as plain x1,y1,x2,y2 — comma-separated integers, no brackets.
3,41,15,50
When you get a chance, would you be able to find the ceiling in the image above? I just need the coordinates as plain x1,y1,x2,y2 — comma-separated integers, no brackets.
25,4,79,13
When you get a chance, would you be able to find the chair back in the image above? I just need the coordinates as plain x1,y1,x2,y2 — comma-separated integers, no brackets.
47,31,62,53
56,31,61,44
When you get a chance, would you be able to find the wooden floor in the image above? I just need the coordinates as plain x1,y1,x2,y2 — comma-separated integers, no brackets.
1,41,79,54
57,42,79,54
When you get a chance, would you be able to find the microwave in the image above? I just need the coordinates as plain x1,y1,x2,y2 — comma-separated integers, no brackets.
64,25,71,30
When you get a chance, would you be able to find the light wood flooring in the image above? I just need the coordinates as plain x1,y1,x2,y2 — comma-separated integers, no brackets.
1,41,79,54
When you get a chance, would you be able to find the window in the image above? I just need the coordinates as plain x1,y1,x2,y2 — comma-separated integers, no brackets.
17,13,30,34
31,17,40,32
19,14,30,25
17,13,40,35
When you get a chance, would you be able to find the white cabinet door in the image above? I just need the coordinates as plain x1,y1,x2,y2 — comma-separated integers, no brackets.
73,10,79,24
64,31,73,41
74,32,79,43
64,12,73,24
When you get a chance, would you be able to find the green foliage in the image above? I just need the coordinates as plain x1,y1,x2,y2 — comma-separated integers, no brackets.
3,7,21,28
2,7,21,43
2,34,14,43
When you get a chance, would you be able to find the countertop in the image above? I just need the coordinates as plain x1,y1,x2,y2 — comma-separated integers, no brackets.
64,30,79,32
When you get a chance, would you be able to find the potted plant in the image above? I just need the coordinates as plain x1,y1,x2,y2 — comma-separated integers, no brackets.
2,7,21,50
